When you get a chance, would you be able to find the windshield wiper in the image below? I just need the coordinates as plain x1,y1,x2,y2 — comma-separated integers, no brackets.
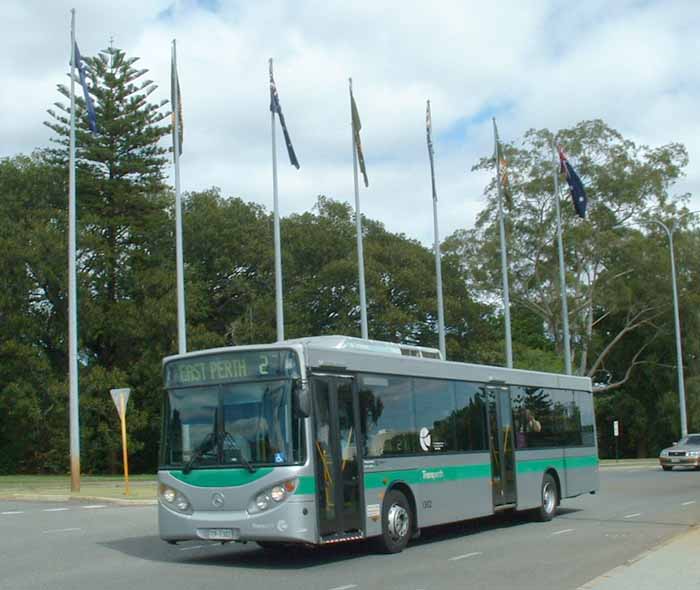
182,432,215,474
221,432,257,473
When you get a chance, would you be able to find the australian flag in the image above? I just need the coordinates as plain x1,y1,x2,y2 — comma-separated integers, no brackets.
73,43,98,135
558,146,587,218
269,61,299,169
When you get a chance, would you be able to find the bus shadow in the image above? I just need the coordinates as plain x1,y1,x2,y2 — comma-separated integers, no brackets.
101,509,584,570
412,507,582,547
100,535,376,569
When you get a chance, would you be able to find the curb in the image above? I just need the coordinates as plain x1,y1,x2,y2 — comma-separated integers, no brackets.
577,525,699,589
0,493,157,506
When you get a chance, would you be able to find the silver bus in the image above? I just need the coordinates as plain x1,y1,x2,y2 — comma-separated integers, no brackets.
158,335,598,553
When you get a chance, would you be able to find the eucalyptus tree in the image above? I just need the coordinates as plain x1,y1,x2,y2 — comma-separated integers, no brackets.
446,119,689,390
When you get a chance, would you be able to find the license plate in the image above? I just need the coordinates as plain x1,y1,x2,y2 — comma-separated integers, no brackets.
671,458,680,463
208,528,235,540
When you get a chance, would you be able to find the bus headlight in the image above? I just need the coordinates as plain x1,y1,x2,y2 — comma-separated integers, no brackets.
160,484,191,513
162,486,176,503
249,479,297,514
256,493,271,511
270,486,286,502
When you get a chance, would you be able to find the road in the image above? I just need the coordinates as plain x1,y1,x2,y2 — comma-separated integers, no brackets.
1,465,698,590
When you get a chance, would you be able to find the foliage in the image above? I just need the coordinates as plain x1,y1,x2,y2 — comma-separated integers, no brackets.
0,54,697,469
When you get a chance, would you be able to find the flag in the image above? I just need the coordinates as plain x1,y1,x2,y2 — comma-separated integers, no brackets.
269,62,299,169
426,100,436,201
351,87,368,187
558,146,587,218
426,101,434,157
492,121,512,208
171,54,183,156
73,42,97,134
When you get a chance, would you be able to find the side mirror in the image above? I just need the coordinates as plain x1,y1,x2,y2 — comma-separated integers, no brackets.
672,441,678,446
293,380,310,418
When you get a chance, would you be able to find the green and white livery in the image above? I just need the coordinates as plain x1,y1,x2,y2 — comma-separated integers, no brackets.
158,335,599,553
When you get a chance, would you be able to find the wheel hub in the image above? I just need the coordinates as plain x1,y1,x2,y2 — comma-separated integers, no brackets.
543,482,556,513
387,503,409,540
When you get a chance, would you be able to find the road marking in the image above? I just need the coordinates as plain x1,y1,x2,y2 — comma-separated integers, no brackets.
552,528,575,536
624,513,641,519
42,528,81,534
43,508,69,512
448,551,483,561
179,544,207,551
328,585,357,590
82,504,107,509
1,511,24,515
682,501,696,506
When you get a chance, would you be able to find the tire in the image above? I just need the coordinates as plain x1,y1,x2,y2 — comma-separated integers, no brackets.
662,465,672,471
375,488,413,554
534,473,558,522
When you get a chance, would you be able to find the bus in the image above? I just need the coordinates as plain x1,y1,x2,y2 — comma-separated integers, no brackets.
158,335,599,553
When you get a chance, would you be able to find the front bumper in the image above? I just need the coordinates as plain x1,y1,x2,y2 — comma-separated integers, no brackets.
659,457,700,468
158,498,317,544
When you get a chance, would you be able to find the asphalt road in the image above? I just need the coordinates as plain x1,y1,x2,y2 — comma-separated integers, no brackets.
1,465,699,590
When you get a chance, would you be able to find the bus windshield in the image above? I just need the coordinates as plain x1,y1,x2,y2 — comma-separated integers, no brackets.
161,379,305,469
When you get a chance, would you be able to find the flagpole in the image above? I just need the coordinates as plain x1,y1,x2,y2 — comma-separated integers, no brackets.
350,78,369,340
172,40,186,355
68,8,81,493
493,118,513,368
552,140,572,375
269,59,285,342
426,101,446,359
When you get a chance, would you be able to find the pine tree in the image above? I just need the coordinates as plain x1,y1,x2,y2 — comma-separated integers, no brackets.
45,45,175,472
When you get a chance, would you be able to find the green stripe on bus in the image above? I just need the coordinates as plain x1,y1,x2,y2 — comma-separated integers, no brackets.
169,468,273,487
295,476,316,495
516,455,598,474
364,464,491,489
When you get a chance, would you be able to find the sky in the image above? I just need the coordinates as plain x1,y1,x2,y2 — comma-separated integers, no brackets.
2,0,700,245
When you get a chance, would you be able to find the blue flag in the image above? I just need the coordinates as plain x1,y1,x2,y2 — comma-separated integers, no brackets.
558,146,587,218
73,42,97,134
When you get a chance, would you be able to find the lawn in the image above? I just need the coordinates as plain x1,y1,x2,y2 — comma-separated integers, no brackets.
0,474,157,501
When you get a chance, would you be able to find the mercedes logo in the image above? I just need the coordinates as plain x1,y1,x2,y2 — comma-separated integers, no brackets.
211,492,225,508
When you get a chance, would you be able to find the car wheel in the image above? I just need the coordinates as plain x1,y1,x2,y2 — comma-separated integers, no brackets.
662,465,672,471
533,473,558,522
375,489,412,554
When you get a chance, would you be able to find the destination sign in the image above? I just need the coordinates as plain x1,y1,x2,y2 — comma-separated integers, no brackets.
164,350,300,389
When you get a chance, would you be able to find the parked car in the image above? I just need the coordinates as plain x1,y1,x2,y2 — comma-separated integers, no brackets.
659,433,700,470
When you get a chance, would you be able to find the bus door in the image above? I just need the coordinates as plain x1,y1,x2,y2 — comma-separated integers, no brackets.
312,375,363,539
487,385,517,507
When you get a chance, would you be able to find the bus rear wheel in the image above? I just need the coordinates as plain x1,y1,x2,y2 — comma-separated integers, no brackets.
375,489,413,554
534,473,558,522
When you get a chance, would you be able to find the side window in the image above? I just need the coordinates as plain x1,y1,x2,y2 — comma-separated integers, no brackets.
414,379,455,452
512,386,554,448
454,382,488,451
513,387,583,448
577,390,596,446
551,389,582,446
359,374,416,457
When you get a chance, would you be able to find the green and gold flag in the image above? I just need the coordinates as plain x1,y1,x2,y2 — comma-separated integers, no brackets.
171,53,183,157
351,86,368,187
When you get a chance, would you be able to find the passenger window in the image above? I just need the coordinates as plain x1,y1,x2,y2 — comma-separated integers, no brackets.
414,379,455,452
454,382,488,451
359,375,416,457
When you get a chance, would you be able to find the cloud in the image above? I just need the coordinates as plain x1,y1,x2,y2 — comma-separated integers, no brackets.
2,0,699,245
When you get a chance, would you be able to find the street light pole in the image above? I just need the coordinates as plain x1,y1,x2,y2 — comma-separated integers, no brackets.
646,212,699,439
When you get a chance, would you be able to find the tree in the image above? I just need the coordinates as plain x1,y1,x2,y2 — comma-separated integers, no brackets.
44,45,174,472
446,119,689,388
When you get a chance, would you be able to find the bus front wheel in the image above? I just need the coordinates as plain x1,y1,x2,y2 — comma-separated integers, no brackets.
534,473,558,522
375,489,413,554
